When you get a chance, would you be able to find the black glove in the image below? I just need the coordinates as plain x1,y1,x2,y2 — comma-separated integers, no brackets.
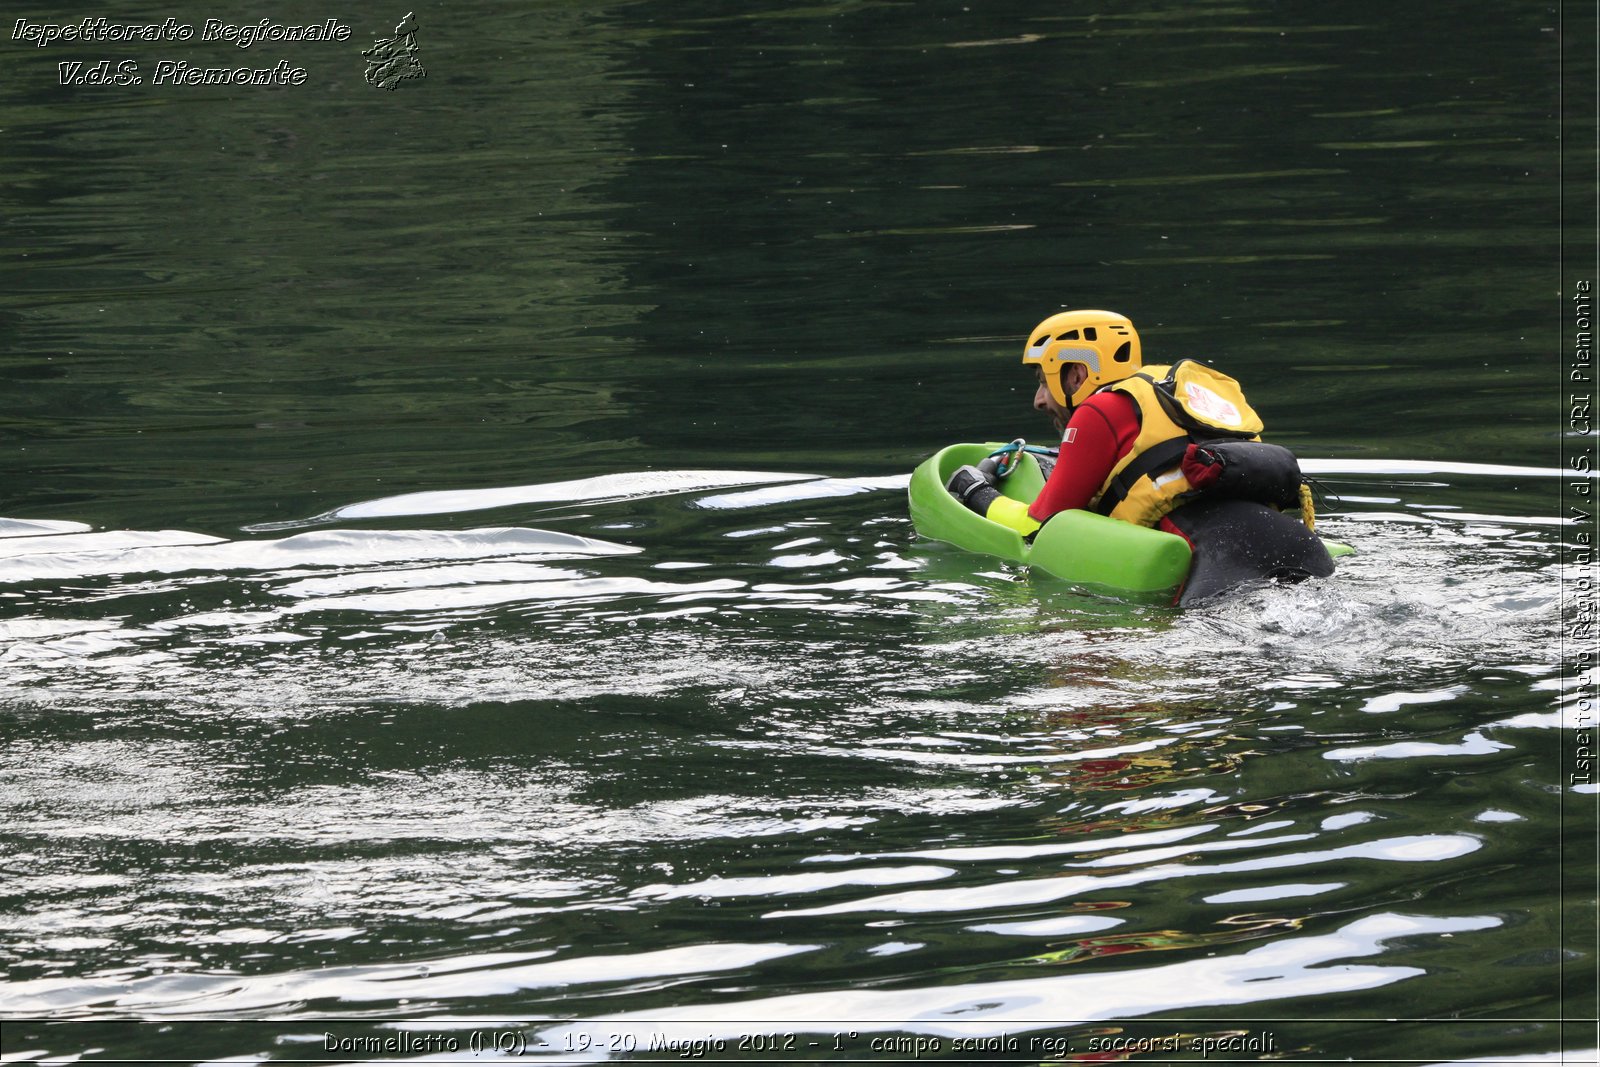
946,464,1001,515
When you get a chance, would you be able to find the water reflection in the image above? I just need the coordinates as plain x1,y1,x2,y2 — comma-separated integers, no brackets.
0,472,1575,1060
516,913,1502,1056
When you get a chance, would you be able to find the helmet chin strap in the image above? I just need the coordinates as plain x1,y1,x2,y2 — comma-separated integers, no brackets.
1063,366,1089,407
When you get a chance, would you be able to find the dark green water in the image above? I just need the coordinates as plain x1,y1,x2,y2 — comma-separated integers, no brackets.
2,1,1594,1063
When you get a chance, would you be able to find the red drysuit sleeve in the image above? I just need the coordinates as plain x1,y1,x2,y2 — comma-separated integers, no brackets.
1028,391,1141,522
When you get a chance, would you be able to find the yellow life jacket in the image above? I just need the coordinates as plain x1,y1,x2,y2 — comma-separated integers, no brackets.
1090,360,1266,527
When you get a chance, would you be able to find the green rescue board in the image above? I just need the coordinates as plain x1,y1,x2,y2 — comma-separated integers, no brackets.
908,443,1353,596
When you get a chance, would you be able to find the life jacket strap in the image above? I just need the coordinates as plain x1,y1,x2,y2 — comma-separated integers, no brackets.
1095,435,1191,517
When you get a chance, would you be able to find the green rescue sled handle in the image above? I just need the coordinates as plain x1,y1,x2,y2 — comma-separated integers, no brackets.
908,443,1353,596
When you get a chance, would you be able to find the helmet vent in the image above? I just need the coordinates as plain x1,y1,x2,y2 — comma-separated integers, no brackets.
1113,342,1132,363
1060,329,1079,340
1031,335,1051,348
1083,327,1098,341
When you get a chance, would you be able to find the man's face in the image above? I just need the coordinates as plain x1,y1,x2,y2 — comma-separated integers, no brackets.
1033,367,1076,437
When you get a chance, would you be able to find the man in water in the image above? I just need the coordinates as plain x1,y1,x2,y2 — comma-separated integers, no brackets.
946,309,1333,604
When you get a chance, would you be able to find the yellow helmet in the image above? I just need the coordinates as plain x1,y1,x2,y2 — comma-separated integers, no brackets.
1021,310,1142,407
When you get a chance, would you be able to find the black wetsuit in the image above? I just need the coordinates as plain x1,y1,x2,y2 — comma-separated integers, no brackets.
1162,497,1334,606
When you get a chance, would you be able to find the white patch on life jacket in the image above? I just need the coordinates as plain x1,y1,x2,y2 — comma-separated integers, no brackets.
1063,427,1077,444
1184,381,1243,427
1152,468,1187,489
